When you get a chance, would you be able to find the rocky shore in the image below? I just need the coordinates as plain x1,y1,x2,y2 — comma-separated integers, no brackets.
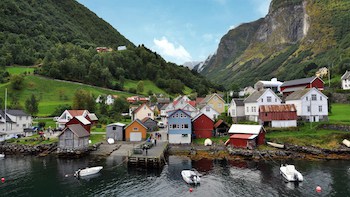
0,142,57,156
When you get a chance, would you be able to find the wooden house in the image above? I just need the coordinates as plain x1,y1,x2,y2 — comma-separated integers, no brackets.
131,103,154,121
167,109,192,144
259,104,297,127
280,76,324,97
141,117,158,132
226,124,266,149
192,113,214,139
341,70,350,90
227,98,245,123
58,124,90,151
85,113,98,125
65,116,91,133
199,93,225,114
106,123,125,141
213,119,230,136
125,119,147,141
200,104,220,121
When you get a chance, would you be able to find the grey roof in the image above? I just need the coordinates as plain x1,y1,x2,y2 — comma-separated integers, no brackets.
60,124,90,138
160,104,169,110
281,77,316,87
0,110,15,123
233,98,244,106
244,90,266,103
6,109,29,116
285,89,311,100
107,122,126,127
87,113,98,121
125,119,148,130
341,71,350,80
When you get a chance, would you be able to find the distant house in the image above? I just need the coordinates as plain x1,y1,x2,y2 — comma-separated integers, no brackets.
315,67,328,78
56,110,90,129
58,124,90,151
85,113,98,126
214,119,230,136
96,47,113,53
259,104,297,128
341,70,350,90
254,78,283,93
244,89,282,122
280,76,324,97
65,116,92,133
157,97,170,104
182,103,199,118
199,93,225,114
96,95,117,105
141,117,158,132
200,104,220,121
127,96,150,103
285,88,328,122
0,109,32,141
106,123,125,141
117,46,127,51
239,86,255,97
227,98,245,123
150,104,160,118
167,109,192,144
226,124,266,149
125,119,147,141
131,103,154,121
192,113,214,139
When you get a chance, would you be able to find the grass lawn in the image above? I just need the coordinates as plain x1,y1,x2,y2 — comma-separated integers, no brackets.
329,103,350,125
266,123,350,149
124,79,168,96
90,134,106,145
6,66,35,75
0,75,133,117
7,134,58,145
33,117,57,128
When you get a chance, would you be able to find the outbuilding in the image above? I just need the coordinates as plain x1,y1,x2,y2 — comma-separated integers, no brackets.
58,124,90,151
192,113,214,139
106,123,126,141
259,104,297,128
65,116,91,133
226,124,266,149
125,119,147,142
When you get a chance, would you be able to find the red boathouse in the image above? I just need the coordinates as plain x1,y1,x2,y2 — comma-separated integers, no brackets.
226,124,266,149
192,113,214,139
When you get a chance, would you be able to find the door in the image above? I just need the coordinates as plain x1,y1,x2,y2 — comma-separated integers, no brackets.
130,132,142,141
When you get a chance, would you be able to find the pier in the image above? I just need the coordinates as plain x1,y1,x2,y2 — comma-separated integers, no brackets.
127,141,168,168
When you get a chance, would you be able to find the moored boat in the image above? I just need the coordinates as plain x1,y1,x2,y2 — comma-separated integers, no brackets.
0,153,5,158
280,164,303,182
181,170,201,185
74,166,103,177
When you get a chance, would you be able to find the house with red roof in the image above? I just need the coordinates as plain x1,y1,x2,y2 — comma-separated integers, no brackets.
65,116,92,133
226,124,266,149
56,110,90,129
280,76,324,97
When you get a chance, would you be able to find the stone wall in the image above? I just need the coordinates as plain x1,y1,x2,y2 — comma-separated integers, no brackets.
0,143,55,155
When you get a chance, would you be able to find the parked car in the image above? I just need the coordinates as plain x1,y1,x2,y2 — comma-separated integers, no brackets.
157,122,165,128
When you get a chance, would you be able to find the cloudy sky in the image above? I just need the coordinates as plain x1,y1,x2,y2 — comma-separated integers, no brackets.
78,0,271,65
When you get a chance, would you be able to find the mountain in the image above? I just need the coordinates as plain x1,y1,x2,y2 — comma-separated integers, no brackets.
182,61,203,69
0,0,216,96
200,0,350,88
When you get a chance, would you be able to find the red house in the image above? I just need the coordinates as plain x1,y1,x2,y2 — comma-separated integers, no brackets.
259,104,297,128
192,113,214,139
226,124,266,149
280,76,324,96
65,116,92,133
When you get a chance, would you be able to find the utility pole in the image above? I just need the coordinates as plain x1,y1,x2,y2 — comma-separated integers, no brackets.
4,88,7,132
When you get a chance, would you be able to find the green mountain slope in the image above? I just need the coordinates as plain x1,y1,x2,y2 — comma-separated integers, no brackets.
200,0,350,88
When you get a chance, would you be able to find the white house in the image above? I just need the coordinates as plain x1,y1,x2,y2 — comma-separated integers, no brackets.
56,110,90,129
0,110,32,141
285,88,328,122
96,95,117,105
227,98,245,123
254,78,283,93
341,70,350,90
182,103,198,118
200,104,220,121
239,86,255,97
244,89,282,122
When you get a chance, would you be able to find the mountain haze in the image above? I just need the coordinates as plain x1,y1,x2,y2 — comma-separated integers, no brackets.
199,0,350,88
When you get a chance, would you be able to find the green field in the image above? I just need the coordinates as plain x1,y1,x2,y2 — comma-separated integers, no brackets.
329,103,350,124
124,79,168,96
0,75,133,117
6,66,35,75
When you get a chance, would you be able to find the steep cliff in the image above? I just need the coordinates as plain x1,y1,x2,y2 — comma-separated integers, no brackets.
200,0,350,88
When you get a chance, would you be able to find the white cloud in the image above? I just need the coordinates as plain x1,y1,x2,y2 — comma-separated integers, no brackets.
153,37,192,64
229,25,236,30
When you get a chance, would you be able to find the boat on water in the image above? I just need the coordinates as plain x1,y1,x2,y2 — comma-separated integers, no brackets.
181,170,201,185
0,153,5,158
280,164,303,182
74,166,103,177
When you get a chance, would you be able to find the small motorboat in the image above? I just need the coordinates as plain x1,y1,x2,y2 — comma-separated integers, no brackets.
280,164,303,182
0,153,5,158
74,166,103,177
181,170,201,185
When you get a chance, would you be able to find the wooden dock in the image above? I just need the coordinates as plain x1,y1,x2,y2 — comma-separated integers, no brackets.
127,141,168,168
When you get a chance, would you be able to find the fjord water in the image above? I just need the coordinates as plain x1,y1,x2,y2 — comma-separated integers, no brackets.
1,155,350,197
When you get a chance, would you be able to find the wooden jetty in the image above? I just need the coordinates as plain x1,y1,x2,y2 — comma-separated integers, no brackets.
128,141,168,168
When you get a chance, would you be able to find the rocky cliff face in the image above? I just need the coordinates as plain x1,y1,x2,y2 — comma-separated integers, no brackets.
200,0,350,88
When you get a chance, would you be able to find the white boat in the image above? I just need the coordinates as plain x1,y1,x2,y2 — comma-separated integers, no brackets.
280,164,303,182
0,153,5,158
181,170,201,185
74,166,103,177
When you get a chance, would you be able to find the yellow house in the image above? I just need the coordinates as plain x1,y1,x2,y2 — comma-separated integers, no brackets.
131,103,154,121
200,93,225,114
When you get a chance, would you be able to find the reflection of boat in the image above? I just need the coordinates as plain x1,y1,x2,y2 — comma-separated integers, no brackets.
280,164,303,182
74,166,103,177
181,170,201,185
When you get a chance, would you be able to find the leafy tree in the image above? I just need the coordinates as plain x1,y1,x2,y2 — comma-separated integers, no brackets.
10,74,24,90
137,80,144,93
51,104,71,117
72,89,96,112
110,97,129,118
25,94,39,116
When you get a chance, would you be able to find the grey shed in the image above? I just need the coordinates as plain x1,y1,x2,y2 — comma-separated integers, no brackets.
106,123,126,141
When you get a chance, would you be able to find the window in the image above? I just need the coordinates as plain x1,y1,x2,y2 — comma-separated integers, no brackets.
169,124,173,129
206,107,210,112
312,94,317,101
319,106,322,112
265,113,268,116
180,113,184,118
175,114,179,118
22,124,26,128
218,104,222,108
232,109,236,116
320,96,322,101
275,98,277,102
19,116,22,120
176,124,180,129
26,116,29,120
307,106,311,112
182,134,188,137
184,124,189,129
261,98,263,102
112,126,116,131
172,124,177,129
267,96,272,102
133,127,138,131
144,106,146,110
148,113,151,117
306,97,308,101
246,107,249,112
